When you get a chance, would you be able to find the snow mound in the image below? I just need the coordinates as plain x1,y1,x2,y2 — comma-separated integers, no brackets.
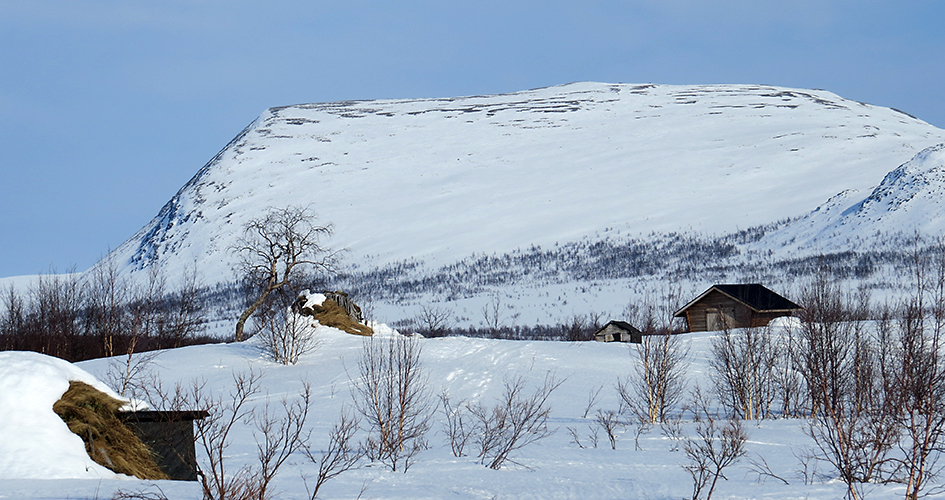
367,321,403,337
0,352,129,480
298,291,327,309
768,315,802,330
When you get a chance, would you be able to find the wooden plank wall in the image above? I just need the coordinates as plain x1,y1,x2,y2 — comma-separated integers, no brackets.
683,289,752,332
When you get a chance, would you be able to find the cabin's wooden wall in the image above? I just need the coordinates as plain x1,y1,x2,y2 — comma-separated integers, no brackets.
595,323,624,342
683,290,751,332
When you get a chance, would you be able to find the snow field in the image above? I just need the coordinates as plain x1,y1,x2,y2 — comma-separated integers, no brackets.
0,323,914,499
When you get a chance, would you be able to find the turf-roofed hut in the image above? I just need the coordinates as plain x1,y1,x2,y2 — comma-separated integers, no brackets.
294,290,373,336
53,381,208,481
673,284,803,332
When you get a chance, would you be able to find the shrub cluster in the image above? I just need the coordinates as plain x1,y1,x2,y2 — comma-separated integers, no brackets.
1,261,212,362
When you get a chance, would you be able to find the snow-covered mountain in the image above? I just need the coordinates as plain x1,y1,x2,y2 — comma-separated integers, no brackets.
756,143,945,253
101,82,945,323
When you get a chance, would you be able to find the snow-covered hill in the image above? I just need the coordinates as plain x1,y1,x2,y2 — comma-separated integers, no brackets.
109,82,945,286
756,143,945,253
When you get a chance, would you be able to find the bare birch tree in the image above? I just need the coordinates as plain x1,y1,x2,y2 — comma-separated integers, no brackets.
897,239,945,500
85,255,130,358
233,206,334,342
709,324,779,420
799,275,900,498
618,331,689,424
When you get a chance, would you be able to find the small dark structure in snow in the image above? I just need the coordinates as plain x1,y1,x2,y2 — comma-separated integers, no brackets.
673,283,802,332
119,410,209,481
594,321,643,343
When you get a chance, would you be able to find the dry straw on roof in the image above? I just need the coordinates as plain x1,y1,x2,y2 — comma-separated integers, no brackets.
53,381,168,480
302,298,373,336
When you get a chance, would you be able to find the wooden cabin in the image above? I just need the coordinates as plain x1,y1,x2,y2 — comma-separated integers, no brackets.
594,321,643,343
673,284,802,332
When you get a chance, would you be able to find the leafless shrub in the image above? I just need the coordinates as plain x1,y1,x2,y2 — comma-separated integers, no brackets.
252,384,313,500
439,393,472,457
682,414,748,500
144,369,312,500
595,409,624,450
567,423,600,449
468,373,564,469
353,335,434,472
416,305,453,337
256,304,320,365
793,446,823,486
582,385,603,419
747,453,790,485
660,412,685,452
630,414,652,451
804,370,899,496
566,426,587,449
110,484,171,500
105,347,160,399
189,371,266,500
685,385,715,421
806,416,873,500
303,409,363,500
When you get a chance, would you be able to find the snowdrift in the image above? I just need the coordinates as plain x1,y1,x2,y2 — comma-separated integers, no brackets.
0,351,129,480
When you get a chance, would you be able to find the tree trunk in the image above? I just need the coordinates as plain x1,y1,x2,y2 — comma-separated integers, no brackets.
235,290,271,342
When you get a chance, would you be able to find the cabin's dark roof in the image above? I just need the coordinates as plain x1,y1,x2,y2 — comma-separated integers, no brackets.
596,320,642,334
673,284,803,317
117,410,209,423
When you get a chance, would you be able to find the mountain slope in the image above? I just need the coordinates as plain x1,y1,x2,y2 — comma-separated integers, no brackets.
757,143,945,253
110,82,945,287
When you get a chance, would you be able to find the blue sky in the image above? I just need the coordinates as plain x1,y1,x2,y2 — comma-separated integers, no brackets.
1,0,943,279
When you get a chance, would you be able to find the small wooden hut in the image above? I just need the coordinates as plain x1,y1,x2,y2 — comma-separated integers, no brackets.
119,410,209,481
673,284,802,332
594,321,643,343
